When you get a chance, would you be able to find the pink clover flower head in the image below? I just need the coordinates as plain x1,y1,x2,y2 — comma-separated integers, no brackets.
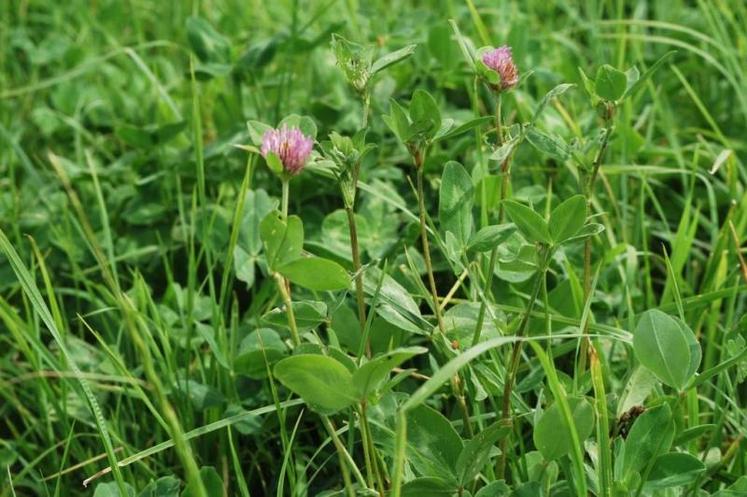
260,125,314,175
482,45,519,91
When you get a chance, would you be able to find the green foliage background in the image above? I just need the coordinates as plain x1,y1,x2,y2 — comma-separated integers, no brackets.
1,1,746,496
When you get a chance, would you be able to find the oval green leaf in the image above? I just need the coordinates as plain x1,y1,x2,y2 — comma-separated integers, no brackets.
549,195,587,243
273,354,358,414
633,310,695,390
278,256,350,291
533,396,594,461
503,200,552,244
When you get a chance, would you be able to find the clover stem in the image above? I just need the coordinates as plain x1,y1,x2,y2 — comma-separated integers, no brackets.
580,108,613,373
281,179,290,219
346,204,369,356
415,162,446,335
497,247,549,478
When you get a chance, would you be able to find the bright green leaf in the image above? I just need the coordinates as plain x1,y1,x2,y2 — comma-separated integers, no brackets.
549,195,587,243
274,354,358,414
352,346,427,399
259,212,303,270
503,200,552,244
278,256,350,291
595,64,627,101
646,452,705,488
633,310,695,390
533,397,594,461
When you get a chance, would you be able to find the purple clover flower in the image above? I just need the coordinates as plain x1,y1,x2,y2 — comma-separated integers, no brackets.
482,45,519,91
261,125,314,175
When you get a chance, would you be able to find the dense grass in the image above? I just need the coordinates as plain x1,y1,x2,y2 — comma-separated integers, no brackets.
1,0,746,496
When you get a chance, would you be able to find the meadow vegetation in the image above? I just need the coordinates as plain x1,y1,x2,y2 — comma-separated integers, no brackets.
1,1,746,496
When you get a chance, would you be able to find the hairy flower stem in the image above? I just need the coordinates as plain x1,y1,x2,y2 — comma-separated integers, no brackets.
277,180,300,346
414,159,446,335
497,250,549,478
281,179,290,218
473,94,507,346
413,150,473,436
346,205,369,356
579,109,613,373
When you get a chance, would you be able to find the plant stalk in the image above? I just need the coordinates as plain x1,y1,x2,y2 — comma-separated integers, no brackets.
346,205,369,356
497,251,548,477
415,161,446,335
580,111,613,373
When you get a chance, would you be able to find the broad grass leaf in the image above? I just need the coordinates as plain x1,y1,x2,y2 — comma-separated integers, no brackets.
273,354,358,414
503,200,552,244
549,195,586,243
633,310,694,390
622,404,675,481
533,397,594,461
646,452,705,488
278,256,350,291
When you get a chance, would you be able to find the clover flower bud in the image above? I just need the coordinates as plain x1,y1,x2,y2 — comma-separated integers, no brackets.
260,125,314,175
482,45,519,91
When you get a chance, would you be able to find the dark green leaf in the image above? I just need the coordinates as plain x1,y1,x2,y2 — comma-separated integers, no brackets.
234,328,287,379
525,127,571,161
456,421,511,484
633,310,696,390
466,224,516,253
622,404,675,480
138,476,180,497
273,354,358,414
182,467,222,497
406,405,463,481
401,477,456,496
503,200,552,244
646,452,705,488
595,64,627,101
439,161,474,247
623,51,676,99
409,89,441,138
533,397,594,460
549,195,587,243
352,346,427,399
186,17,230,64
371,44,417,75
532,83,575,123
278,256,350,291
259,212,303,270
